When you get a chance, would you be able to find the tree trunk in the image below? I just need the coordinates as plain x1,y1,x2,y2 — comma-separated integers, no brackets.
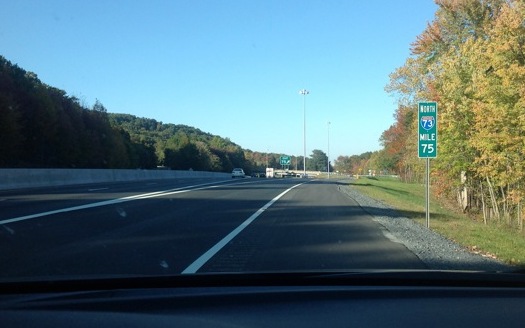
480,180,487,225
486,176,500,221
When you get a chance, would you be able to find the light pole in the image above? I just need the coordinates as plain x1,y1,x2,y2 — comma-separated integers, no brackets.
327,121,330,179
299,89,309,178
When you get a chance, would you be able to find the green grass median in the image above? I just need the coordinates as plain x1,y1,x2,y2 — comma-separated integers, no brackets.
349,176,525,267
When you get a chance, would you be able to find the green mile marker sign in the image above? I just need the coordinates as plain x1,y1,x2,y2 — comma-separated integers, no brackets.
418,102,438,158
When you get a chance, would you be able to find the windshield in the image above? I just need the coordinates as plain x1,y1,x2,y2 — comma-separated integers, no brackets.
0,0,523,281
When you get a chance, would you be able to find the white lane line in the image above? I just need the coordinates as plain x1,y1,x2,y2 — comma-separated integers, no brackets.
181,182,306,274
88,187,109,192
0,179,243,225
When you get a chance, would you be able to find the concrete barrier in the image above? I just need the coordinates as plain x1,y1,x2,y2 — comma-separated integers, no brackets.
0,169,231,191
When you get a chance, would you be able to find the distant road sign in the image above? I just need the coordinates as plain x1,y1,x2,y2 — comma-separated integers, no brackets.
280,156,291,166
418,102,438,158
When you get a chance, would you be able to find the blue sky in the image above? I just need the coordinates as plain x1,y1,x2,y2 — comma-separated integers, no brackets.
1,0,437,159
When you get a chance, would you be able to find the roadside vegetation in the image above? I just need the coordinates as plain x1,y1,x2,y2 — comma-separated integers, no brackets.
335,0,525,265
350,176,525,267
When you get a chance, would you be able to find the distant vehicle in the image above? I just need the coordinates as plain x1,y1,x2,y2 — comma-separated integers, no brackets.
275,171,296,178
231,168,245,178
251,172,266,178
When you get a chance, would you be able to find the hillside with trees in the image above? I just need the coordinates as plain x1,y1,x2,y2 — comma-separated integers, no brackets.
0,56,158,169
379,0,525,229
1,55,341,174
108,113,251,172
0,55,252,171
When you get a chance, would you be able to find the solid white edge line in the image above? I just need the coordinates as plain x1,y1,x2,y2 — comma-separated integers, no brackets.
181,182,306,274
0,179,252,225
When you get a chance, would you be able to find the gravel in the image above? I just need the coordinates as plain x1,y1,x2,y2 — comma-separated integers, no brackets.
339,183,513,272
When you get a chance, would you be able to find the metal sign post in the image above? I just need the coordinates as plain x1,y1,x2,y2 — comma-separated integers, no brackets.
418,102,438,228
426,158,430,228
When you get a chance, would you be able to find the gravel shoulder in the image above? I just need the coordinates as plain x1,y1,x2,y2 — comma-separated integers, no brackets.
338,182,513,272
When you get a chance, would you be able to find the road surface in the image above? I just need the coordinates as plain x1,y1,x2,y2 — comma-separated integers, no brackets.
0,178,425,279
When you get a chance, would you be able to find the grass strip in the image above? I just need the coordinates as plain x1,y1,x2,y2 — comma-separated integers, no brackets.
349,176,525,267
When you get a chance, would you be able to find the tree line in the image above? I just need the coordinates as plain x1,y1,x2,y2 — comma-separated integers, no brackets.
0,56,251,171
0,56,151,169
108,113,250,172
333,152,383,176
379,0,525,229
0,55,337,174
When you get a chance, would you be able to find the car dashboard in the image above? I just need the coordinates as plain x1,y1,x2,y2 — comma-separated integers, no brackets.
1,271,525,327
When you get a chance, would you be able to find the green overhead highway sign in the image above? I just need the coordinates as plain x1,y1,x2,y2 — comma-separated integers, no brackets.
418,102,438,158
280,156,291,166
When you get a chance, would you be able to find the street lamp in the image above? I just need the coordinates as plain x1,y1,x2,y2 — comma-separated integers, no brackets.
327,121,331,179
299,89,309,178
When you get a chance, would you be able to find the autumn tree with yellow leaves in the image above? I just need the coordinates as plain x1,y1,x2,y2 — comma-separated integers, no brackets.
384,0,525,228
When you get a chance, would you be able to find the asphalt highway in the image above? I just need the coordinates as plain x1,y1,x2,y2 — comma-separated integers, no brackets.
0,178,426,279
